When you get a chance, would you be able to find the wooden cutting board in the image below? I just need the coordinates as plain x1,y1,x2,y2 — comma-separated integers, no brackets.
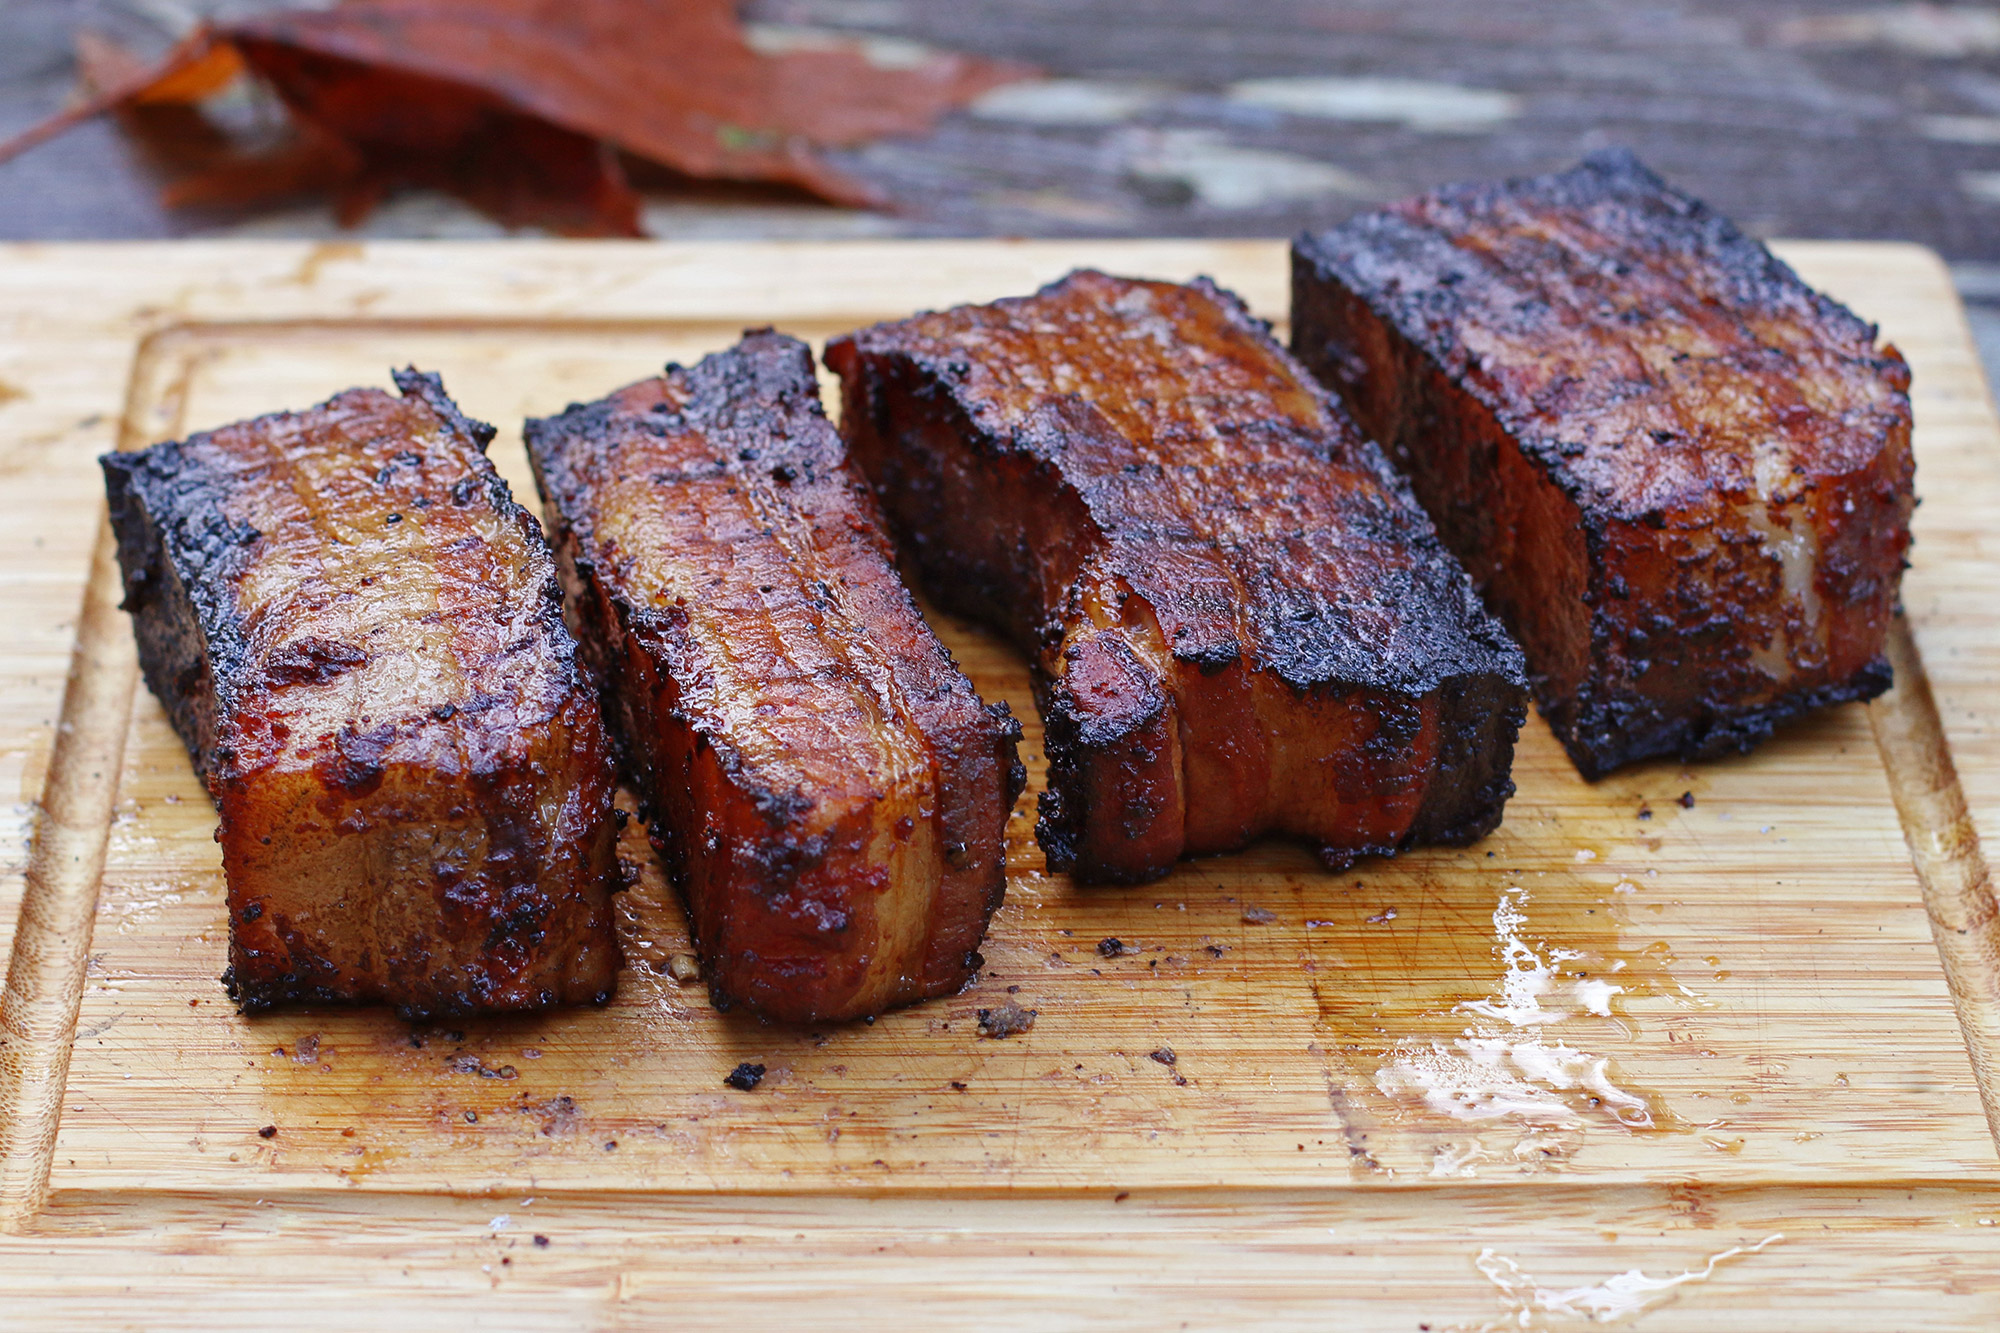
1,239,1997,1329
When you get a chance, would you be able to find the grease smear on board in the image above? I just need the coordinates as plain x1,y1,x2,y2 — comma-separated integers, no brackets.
1454,1233,1784,1329
1376,888,1655,1131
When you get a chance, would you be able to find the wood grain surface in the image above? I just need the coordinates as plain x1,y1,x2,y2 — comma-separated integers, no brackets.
0,239,1997,1328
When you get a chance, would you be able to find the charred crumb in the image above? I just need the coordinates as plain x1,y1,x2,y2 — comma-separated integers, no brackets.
1679,791,1697,809
1202,944,1227,959
1638,804,1653,820
1148,1047,1176,1066
520,1095,582,1136
977,1002,1037,1039
257,1125,277,1139
533,1235,550,1248
447,1054,518,1080
949,1080,968,1091
724,1062,766,1091
1096,937,1127,958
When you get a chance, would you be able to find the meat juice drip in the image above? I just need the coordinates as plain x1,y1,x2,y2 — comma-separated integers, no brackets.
1372,885,1658,1130
1451,1233,1786,1333
1302,804,1704,1177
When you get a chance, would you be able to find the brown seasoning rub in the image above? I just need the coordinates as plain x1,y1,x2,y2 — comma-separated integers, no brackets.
1292,149,1915,777
100,369,623,1018
826,270,1526,885
525,331,1024,1024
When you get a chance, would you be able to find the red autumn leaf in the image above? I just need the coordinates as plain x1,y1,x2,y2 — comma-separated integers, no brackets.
0,0,1030,236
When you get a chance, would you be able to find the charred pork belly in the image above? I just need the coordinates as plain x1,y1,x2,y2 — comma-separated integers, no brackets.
526,331,1024,1023
101,370,622,1017
826,270,1526,885
1293,149,1915,777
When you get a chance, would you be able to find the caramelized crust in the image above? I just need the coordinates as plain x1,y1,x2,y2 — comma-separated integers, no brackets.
826,270,1525,885
526,332,1024,1023
1293,149,1915,777
101,370,622,1018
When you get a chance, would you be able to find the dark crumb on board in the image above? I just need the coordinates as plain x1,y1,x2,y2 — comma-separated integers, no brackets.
1148,1047,1176,1066
1638,804,1653,820
1679,791,1697,809
521,1095,583,1137
1096,936,1126,957
725,1062,766,1091
1241,905,1277,925
257,1125,277,1139
533,1235,550,1248
977,1002,1037,1039
950,1080,968,1091
1203,944,1227,958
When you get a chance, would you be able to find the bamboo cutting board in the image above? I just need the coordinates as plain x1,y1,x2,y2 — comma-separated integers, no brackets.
1,239,1998,1329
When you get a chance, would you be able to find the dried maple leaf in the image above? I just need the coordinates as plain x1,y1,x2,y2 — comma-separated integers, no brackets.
0,0,1029,235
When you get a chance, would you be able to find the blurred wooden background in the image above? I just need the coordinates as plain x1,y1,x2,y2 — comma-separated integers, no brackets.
2,0,1997,377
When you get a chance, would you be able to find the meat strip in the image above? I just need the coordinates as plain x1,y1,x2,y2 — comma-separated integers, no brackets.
1292,149,1915,776
102,369,622,1017
526,331,1023,1023
826,270,1526,885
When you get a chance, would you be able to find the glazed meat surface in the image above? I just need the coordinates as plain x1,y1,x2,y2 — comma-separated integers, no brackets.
826,270,1526,885
526,331,1024,1023
1293,149,1915,777
101,370,622,1017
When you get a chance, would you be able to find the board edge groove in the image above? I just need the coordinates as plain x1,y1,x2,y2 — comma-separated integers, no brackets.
1867,616,2000,1155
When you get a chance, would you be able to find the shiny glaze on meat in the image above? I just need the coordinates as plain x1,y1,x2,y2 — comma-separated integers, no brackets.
101,370,622,1017
1292,149,1915,777
826,270,1525,885
526,331,1024,1023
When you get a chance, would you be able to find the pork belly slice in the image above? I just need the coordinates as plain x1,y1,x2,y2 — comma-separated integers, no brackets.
826,270,1527,886
1292,149,1916,778
525,331,1024,1023
101,370,622,1018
